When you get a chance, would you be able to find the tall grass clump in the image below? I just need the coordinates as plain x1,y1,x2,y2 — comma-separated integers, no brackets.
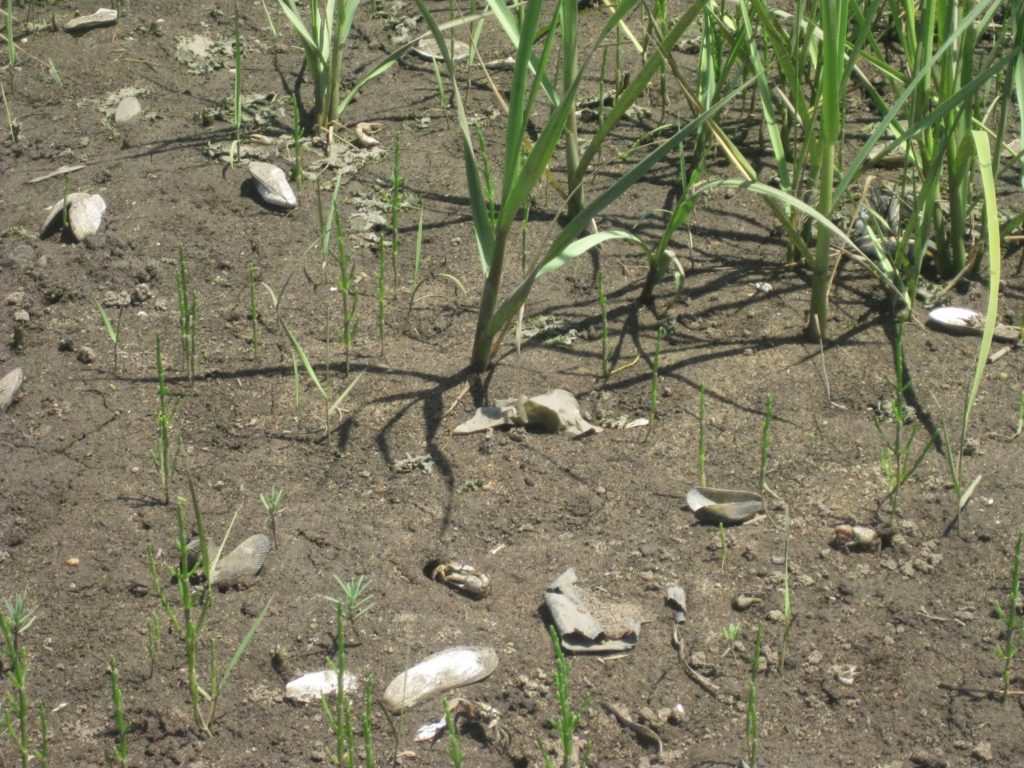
274,0,395,131
416,0,731,371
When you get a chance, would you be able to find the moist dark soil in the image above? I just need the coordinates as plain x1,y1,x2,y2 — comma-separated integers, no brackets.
2,2,1024,766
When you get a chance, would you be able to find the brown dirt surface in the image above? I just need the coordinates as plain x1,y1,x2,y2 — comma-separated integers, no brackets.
2,2,1024,766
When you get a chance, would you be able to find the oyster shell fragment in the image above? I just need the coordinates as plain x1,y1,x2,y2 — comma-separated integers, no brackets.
64,8,117,32
0,368,24,412
285,669,358,704
248,161,297,209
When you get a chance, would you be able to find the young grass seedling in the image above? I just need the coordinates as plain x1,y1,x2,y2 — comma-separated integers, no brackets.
718,522,728,571
389,135,403,292
260,485,285,548
645,325,663,440
597,270,610,379
443,699,464,768
778,503,793,673
376,236,387,358
146,611,161,679
5,0,15,69
0,593,39,768
230,1,243,164
995,530,1024,702
290,95,304,189
247,262,260,360
146,478,270,735
176,245,197,388
326,575,373,644
746,623,764,768
722,622,740,656
94,298,124,376
149,334,180,505
545,624,589,768
697,383,707,486
106,656,129,765
404,205,425,327
323,601,357,767
758,394,772,494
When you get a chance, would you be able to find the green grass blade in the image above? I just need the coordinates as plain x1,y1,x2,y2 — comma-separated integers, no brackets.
281,320,328,399
328,370,364,416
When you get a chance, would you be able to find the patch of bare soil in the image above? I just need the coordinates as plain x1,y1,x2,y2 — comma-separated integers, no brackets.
1,2,1023,766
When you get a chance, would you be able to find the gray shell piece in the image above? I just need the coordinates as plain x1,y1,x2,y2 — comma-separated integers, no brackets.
64,8,117,31
39,193,106,240
0,368,24,412
249,162,297,209
208,534,272,587
382,646,498,712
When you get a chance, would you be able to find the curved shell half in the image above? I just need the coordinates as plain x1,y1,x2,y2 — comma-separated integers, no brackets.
686,486,763,525
382,646,498,712
249,162,297,209
285,669,358,704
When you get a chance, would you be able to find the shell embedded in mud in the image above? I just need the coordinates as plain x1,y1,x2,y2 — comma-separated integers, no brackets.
210,533,272,587
413,37,470,62
382,646,498,712
248,161,297,209
40,193,106,241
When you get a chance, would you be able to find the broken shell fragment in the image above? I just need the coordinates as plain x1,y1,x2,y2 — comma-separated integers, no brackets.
665,585,687,623
686,487,763,525
210,533,272,587
64,8,117,32
40,193,106,241
285,669,358,704
382,646,498,712
353,122,382,148
431,561,491,598
0,368,24,412
249,161,297,209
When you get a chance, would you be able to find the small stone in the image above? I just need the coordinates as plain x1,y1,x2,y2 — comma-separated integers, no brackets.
5,291,28,307
765,609,785,623
13,309,29,324
971,742,993,762
77,346,97,364
66,557,80,567
114,96,142,127
131,283,152,304
0,368,24,412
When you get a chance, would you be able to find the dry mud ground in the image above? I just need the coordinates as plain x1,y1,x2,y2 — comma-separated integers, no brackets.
1,1,1024,766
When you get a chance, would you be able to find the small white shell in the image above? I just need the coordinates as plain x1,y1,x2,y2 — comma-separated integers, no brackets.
64,8,117,32
927,306,983,333
0,368,24,412
249,161,297,209
210,533,271,587
382,646,498,712
353,122,381,148
285,669,358,704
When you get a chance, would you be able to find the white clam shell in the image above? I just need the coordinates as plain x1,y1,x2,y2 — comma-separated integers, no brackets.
927,306,982,332
0,368,24,412
210,533,271,587
686,486,763,525
285,669,358,704
40,193,106,240
249,162,297,209
382,646,498,712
